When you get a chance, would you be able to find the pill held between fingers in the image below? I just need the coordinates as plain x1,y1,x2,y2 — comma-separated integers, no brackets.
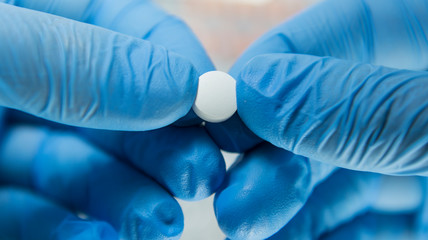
192,71,237,123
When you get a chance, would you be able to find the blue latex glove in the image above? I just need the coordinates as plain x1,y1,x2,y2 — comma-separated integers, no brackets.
0,187,118,240
209,0,428,169
215,144,426,239
0,1,205,130
237,53,428,175
215,0,428,238
268,169,425,239
320,178,428,240
0,0,225,201
0,125,184,239
0,0,225,238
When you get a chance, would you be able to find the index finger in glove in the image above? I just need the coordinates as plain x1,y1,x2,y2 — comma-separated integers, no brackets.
4,0,214,124
238,54,428,175
212,0,428,152
0,3,198,131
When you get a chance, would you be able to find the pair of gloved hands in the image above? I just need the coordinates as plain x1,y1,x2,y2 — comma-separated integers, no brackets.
0,0,428,239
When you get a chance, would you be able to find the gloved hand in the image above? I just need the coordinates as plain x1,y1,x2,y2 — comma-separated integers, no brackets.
268,167,427,240
211,0,428,174
0,0,205,130
216,143,426,240
214,0,428,239
1,125,184,239
0,0,225,239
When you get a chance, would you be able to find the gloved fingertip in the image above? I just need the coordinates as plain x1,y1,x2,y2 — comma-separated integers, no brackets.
235,54,288,145
151,50,200,128
214,143,312,240
214,186,252,240
235,53,324,148
120,199,183,240
153,201,184,237
214,184,283,240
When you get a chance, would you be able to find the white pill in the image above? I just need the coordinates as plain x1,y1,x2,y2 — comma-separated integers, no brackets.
193,71,237,123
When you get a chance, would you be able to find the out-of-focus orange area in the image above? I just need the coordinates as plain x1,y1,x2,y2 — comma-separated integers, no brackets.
154,0,317,70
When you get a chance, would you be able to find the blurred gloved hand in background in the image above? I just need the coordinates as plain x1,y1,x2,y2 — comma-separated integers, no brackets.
216,143,428,240
214,0,428,239
0,0,226,239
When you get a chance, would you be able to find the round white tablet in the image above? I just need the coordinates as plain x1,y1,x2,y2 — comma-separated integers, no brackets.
193,71,237,123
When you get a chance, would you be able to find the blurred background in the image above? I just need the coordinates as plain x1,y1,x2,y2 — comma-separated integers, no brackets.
155,0,320,71
151,0,321,239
